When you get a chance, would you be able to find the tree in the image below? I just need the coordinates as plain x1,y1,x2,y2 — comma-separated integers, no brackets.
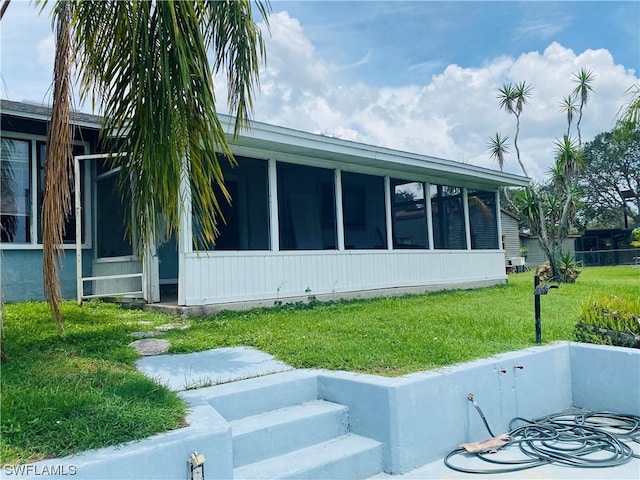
488,133,509,171
577,127,640,229
559,94,578,138
496,81,532,177
618,84,639,127
572,68,595,146
3,0,270,327
490,71,590,281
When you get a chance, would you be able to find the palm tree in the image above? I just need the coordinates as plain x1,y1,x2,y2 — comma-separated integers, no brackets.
618,84,640,127
497,81,532,177
487,132,510,171
572,68,595,146
559,94,578,137
11,0,270,326
554,135,583,181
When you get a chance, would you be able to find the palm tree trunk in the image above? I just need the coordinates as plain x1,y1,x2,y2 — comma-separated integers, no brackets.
513,113,529,177
576,103,584,147
43,0,73,331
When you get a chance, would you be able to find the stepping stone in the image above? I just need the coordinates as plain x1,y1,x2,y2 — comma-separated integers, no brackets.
129,338,170,356
155,323,191,332
130,331,162,339
136,346,293,391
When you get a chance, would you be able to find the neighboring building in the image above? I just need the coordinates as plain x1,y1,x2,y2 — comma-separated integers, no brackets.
575,226,639,266
520,234,579,268
1,100,529,307
500,208,521,264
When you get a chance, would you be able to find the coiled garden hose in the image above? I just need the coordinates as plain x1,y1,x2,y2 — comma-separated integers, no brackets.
445,396,640,474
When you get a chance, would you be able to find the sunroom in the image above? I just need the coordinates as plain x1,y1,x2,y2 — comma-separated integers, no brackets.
133,116,530,307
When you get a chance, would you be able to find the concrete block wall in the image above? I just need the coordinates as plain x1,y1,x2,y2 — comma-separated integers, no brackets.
570,343,640,414
14,342,639,479
17,399,233,480
1,249,93,302
318,343,574,474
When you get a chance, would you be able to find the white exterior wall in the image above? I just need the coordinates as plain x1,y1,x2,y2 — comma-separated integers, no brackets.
181,250,505,306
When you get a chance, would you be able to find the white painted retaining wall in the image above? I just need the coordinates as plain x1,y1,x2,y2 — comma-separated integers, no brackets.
182,249,505,306
17,343,639,479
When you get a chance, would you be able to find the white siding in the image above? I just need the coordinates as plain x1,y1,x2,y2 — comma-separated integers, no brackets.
500,212,521,261
90,258,142,297
181,250,505,306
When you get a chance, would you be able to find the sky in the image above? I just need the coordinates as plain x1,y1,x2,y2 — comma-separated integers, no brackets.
1,0,639,181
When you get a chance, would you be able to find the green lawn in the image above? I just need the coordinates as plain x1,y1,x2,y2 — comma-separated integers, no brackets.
1,265,638,465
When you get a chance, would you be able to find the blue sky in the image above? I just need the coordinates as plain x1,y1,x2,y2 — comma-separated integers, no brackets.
269,1,639,86
1,1,639,180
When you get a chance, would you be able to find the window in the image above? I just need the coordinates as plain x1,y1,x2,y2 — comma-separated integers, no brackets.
392,179,428,249
431,184,466,250
0,135,88,245
468,190,498,249
37,141,86,243
1,138,31,242
193,155,269,251
342,172,386,249
277,163,336,250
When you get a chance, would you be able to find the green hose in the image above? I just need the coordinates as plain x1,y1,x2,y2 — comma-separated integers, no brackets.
445,400,640,474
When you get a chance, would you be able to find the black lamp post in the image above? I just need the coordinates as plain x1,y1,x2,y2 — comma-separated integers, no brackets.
620,189,636,229
534,275,558,344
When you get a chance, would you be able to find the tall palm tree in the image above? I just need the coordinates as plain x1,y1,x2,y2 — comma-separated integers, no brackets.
497,81,532,177
559,94,578,137
487,132,510,171
25,0,270,325
572,68,595,146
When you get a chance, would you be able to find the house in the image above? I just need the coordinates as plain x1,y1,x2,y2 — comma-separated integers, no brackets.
1,99,530,308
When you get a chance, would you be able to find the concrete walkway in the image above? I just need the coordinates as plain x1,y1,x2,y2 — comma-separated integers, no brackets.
136,346,293,391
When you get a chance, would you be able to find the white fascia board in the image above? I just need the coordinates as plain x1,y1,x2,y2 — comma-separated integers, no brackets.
221,114,530,189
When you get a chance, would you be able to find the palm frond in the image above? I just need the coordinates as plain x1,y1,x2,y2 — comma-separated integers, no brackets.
617,83,640,127
497,83,516,114
71,0,269,254
572,68,595,105
559,94,578,135
42,0,73,331
487,132,509,171
553,135,583,179
513,80,533,115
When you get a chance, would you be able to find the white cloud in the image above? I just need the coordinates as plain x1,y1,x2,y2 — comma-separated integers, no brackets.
225,13,639,182
36,34,55,70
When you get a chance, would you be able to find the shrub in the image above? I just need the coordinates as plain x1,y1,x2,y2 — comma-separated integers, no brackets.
574,295,640,348
536,252,581,283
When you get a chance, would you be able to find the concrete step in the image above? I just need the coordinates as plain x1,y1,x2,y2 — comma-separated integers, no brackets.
233,433,383,480
184,369,318,421
231,400,349,467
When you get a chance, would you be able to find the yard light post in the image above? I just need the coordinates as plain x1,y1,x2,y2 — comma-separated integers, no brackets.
534,275,558,344
620,189,636,230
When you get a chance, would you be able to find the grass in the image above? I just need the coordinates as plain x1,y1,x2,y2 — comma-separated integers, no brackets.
1,265,638,465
